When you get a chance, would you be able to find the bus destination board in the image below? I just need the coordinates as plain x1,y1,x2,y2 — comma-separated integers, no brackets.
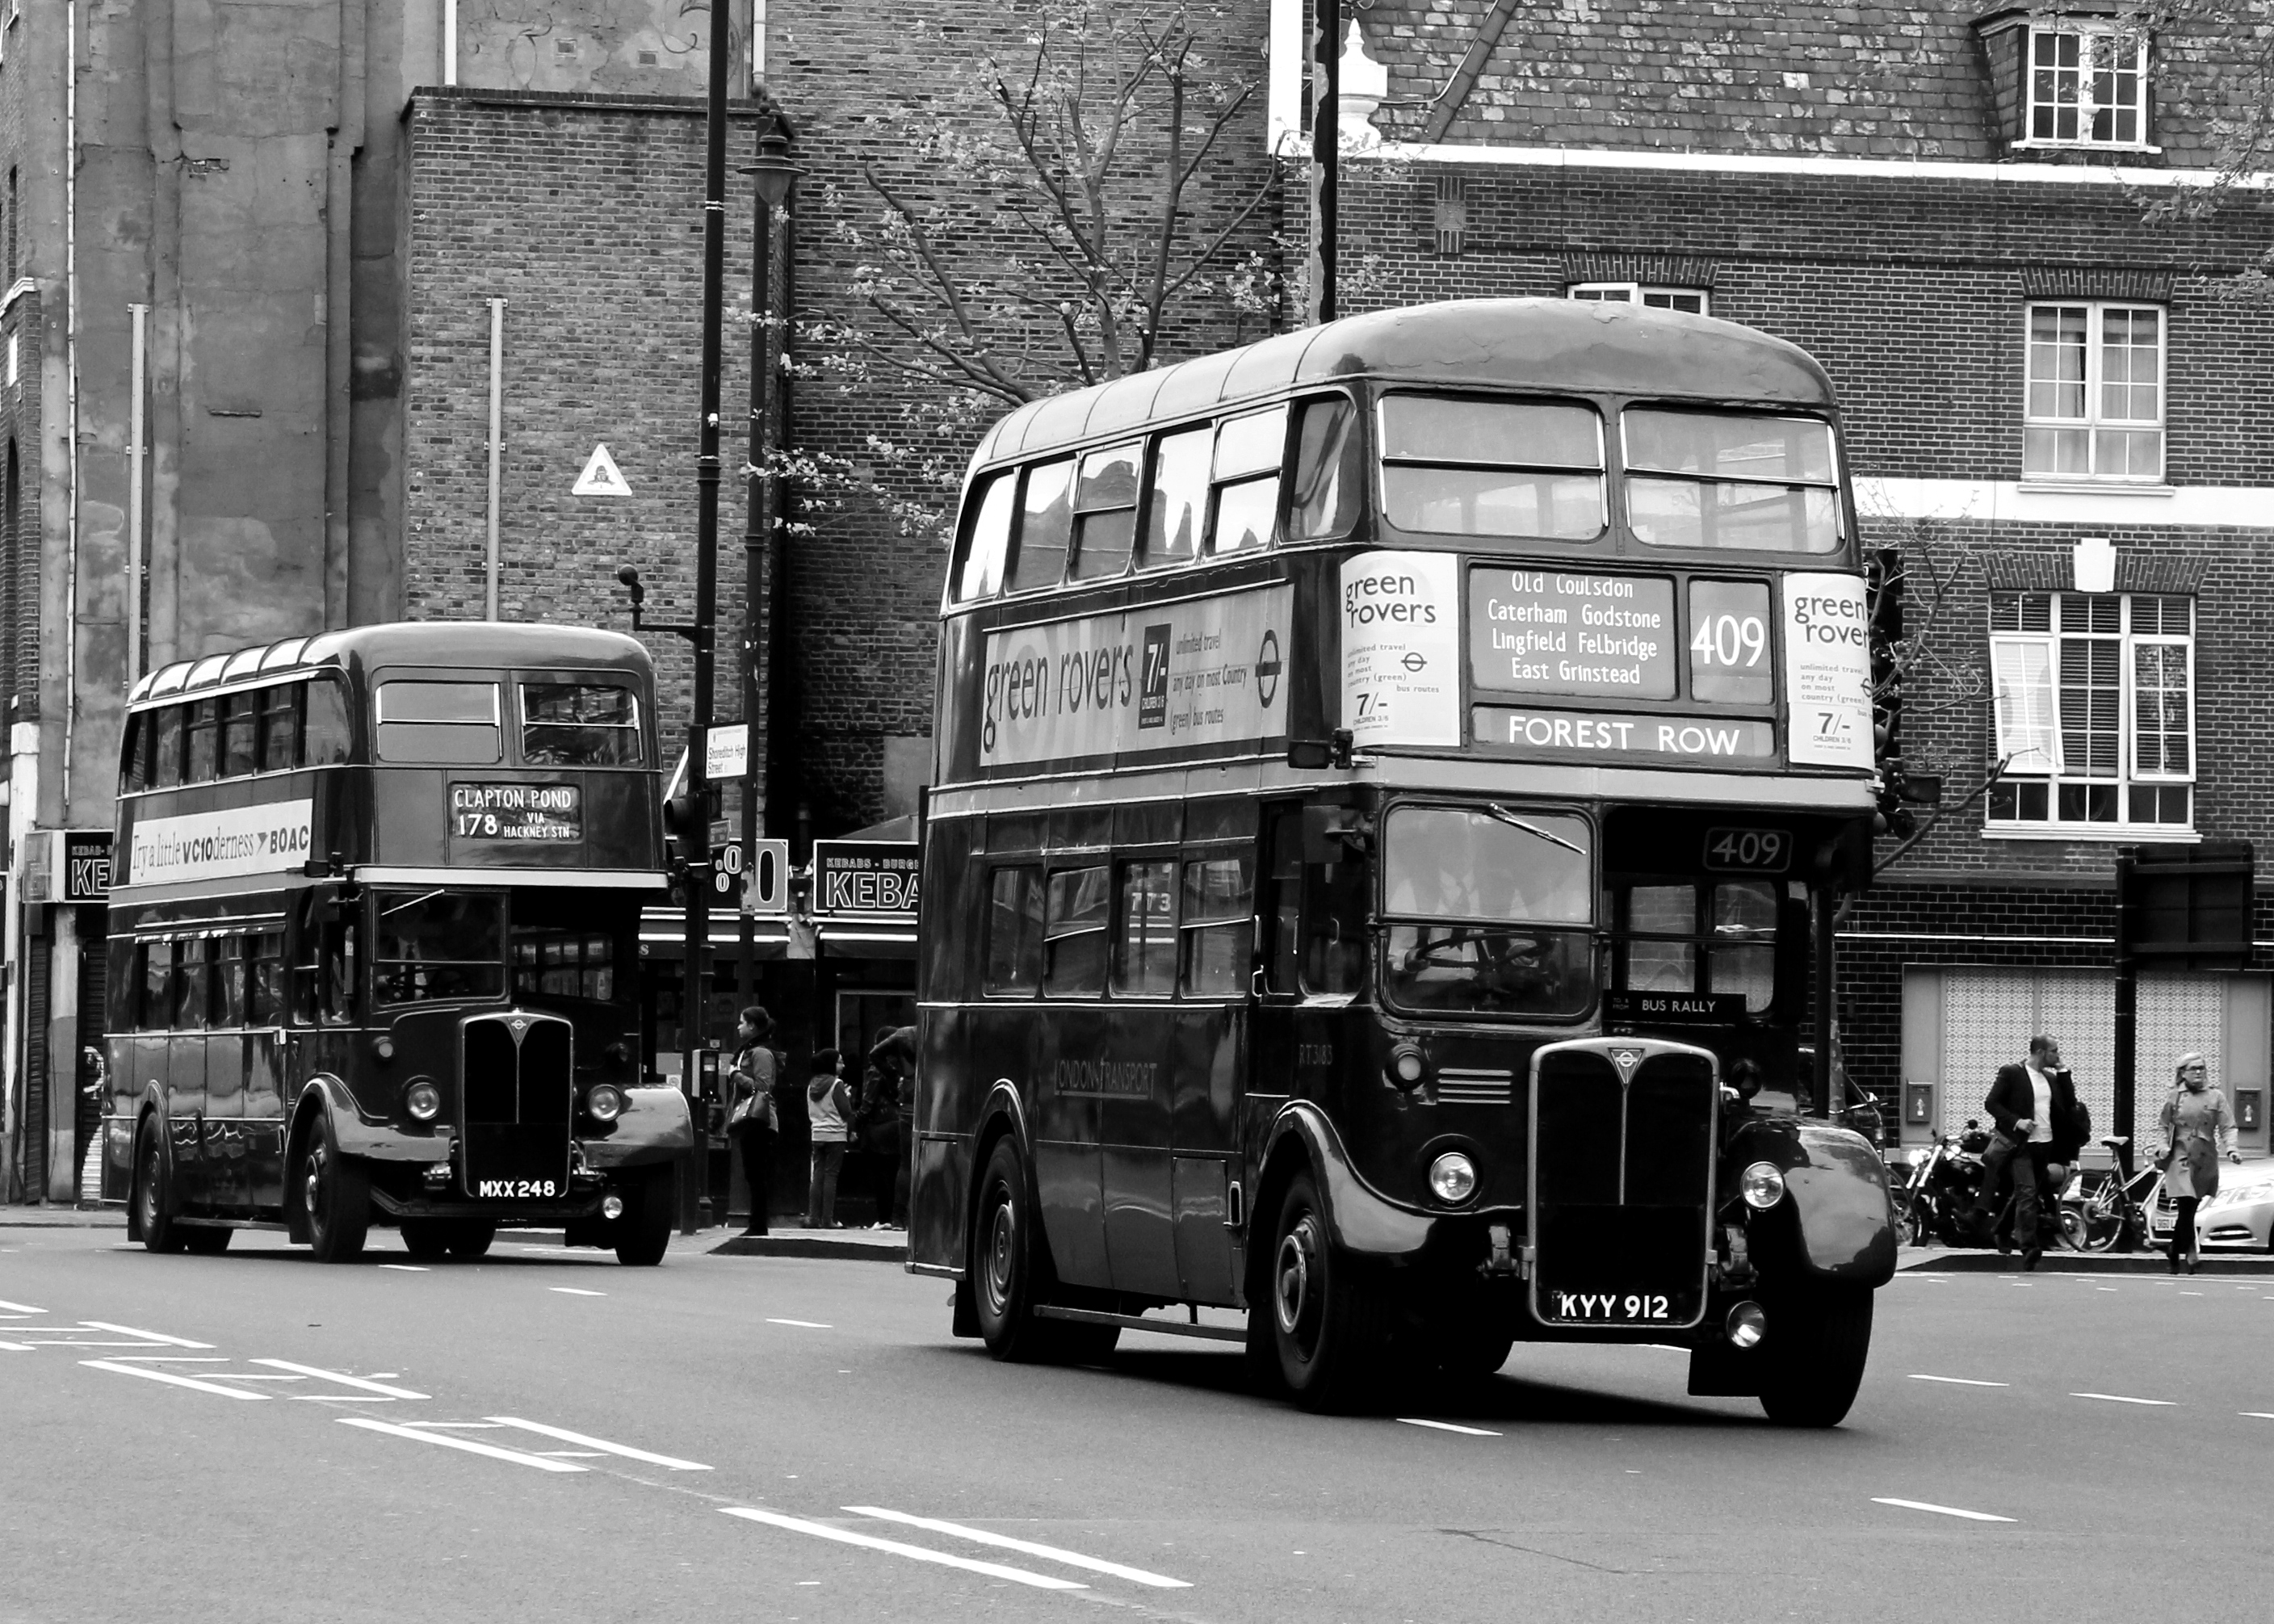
450,783,582,842
1467,568,1676,699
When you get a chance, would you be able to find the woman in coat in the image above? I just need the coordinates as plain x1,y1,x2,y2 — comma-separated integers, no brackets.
2159,1052,2240,1273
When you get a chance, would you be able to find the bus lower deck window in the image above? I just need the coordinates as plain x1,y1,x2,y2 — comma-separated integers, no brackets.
984,867,1044,995
1179,855,1252,997
1113,861,1177,996
1042,866,1109,996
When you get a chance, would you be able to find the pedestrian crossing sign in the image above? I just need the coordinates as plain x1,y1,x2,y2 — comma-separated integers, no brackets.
573,443,631,497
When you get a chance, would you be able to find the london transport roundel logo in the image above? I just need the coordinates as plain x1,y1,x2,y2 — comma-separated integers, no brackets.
1256,632,1283,708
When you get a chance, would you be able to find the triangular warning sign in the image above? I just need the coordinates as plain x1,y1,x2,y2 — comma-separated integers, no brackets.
573,443,631,497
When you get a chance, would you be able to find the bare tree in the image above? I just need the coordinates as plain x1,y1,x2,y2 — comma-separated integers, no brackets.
2122,2,2274,300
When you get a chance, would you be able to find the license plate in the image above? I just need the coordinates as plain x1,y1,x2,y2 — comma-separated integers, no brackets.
1549,1290,1676,1322
472,1177,564,1201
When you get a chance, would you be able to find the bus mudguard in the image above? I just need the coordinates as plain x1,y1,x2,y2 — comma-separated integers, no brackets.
1263,1102,1435,1260
291,1076,451,1164
581,1085,694,1166
1728,1117,1897,1286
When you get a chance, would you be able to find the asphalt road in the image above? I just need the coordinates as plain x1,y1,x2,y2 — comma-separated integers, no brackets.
5,1226,2269,1624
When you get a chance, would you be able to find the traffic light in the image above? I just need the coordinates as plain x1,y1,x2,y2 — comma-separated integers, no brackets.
663,783,721,871
1867,545,1915,840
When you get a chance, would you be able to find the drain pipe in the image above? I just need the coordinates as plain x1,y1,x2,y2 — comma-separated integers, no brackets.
127,304,147,685
444,0,457,83
485,297,504,619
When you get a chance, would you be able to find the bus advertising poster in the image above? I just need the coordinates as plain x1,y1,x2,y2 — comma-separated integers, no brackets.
1340,551,1462,748
1780,572,1873,768
124,800,314,886
977,585,1294,772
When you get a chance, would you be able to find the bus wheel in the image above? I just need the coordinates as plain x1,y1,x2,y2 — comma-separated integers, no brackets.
401,1219,452,1262
1756,1283,1873,1429
447,1221,497,1261
971,1139,1061,1363
133,1121,187,1255
1269,1171,1391,1412
302,1116,371,1263
615,1170,673,1265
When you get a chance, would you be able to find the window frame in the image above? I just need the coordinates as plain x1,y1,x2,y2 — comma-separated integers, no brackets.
1567,282,1710,315
1987,591,2196,836
2021,300,2167,485
2023,23,2151,150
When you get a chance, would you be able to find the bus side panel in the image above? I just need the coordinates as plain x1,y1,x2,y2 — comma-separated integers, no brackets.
936,616,983,785
1028,1005,1110,1290
204,1027,248,1212
1169,1001,1243,1304
911,1006,979,1272
166,1033,208,1207
245,1028,289,1212
1099,1004,1181,1299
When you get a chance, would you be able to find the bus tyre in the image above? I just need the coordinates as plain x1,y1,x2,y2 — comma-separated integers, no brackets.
401,1219,452,1262
971,1139,1064,1363
447,1221,497,1261
615,1169,674,1265
1269,1171,1392,1412
302,1115,371,1263
133,1120,187,1255
1756,1283,1873,1429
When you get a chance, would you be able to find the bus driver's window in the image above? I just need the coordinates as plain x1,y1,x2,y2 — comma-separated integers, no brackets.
1262,808,1366,998
294,895,360,1025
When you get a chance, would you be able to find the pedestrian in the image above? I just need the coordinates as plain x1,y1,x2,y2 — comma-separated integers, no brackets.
854,1027,916,1228
2159,1052,2240,1274
804,1047,851,1229
726,1006,780,1237
1974,1033,2082,1269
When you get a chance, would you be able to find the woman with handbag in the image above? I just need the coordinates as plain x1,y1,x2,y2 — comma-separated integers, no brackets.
2159,1051,2239,1274
728,1006,781,1237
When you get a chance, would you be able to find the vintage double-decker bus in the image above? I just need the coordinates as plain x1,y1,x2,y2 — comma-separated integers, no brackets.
910,298,1897,1423
103,623,693,1264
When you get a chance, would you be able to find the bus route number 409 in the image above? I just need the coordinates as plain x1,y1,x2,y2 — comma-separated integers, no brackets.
1554,1291,1672,1321
1702,826,1789,873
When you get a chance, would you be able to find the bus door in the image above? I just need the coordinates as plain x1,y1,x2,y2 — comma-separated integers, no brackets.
1099,854,1181,1299
203,934,250,1211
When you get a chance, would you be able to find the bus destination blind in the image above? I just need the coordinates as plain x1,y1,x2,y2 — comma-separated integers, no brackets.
450,783,582,842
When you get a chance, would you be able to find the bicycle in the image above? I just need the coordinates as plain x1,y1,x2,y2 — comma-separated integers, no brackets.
2065,1135,2163,1253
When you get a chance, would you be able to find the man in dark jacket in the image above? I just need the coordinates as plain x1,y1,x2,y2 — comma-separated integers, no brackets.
1974,1034,2087,1269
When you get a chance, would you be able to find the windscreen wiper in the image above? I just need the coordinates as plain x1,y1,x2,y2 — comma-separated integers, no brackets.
1484,804,1584,856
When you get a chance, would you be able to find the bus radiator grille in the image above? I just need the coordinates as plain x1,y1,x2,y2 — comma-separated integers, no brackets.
458,1012,575,1200
1434,1068,1514,1106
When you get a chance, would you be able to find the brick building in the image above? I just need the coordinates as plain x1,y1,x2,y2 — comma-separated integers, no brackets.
1296,0,2274,1152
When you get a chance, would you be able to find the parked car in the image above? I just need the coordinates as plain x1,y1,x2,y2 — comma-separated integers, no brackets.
2189,1160,2274,1252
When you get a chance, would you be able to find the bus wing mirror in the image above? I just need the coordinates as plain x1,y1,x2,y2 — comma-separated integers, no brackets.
1302,805,1369,865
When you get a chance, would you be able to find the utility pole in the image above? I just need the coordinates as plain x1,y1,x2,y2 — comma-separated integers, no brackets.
1307,0,1339,326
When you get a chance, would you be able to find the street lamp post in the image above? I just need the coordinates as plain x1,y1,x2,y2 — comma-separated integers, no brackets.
738,115,804,1025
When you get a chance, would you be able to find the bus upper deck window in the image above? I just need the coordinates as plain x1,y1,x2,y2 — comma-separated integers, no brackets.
1288,397,1359,541
153,707,184,789
187,699,220,783
375,680,497,764
1069,443,1140,580
1041,864,1109,996
1140,426,1210,569
1005,460,1073,592
1209,406,1286,556
522,683,642,766
1624,411,1840,554
376,890,506,1005
120,714,147,794
220,692,258,778
260,684,301,772
305,678,352,766
1379,395,1604,542
953,472,1016,602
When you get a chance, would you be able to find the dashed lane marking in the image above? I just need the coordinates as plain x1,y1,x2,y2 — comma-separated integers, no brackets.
338,1417,586,1472
486,1417,711,1471
1907,1375,2009,1387
0,1299,47,1313
843,1506,1192,1588
1873,1498,2016,1523
2071,1392,2176,1406
549,1287,606,1298
379,1265,430,1274
1,1341,38,1352
2238,1412,2274,1421
252,1359,429,1399
720,1509,1085,1592
82,1360,268,1399
767,1319,833,1329
82,1321,213,1349
1397,1418,1504,1436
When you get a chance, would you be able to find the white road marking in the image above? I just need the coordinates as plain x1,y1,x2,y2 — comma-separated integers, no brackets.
1907,1375,2010,1387
82,1321,213,1349
1396,1417,1504,1436
767,1318,833,1329
401,1421,504,1429
338,1417,587,1471
720,1508,1085,1591
485,1417,711,1471
2238,1412,2274,1421
2071,1392,2176,1406
0,1341,35,1352
82,1359,268,1399
538,1451,610,1458
379,1265,430,1274
203,1373,305,1382
15,1337,191,1349
252,1360,430,1399
2098,1287,2120,1292
1873,1498,2016,1523
2180,1291,2204,1297
103,1356,227,1362
0,1299,48,1312
288,1395,395,1403
549,1287,606,1297
843,1505,1191,1588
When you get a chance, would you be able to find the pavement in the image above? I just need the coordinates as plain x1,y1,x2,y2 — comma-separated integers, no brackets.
6,1221,2274,1623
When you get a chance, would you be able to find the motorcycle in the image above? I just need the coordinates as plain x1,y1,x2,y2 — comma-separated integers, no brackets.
1891,1122,1991,1246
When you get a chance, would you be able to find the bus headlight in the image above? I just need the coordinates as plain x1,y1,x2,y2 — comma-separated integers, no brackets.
1429,1152,1477,1204
1387,1042,1429,1091
1739,1161,1786,1210
404,1079,443,1123
1726,1300,1767,1349
585,1085,626,1123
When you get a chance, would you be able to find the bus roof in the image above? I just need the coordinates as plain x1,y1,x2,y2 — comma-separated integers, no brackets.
128,621,653,707
969,297,1839,472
